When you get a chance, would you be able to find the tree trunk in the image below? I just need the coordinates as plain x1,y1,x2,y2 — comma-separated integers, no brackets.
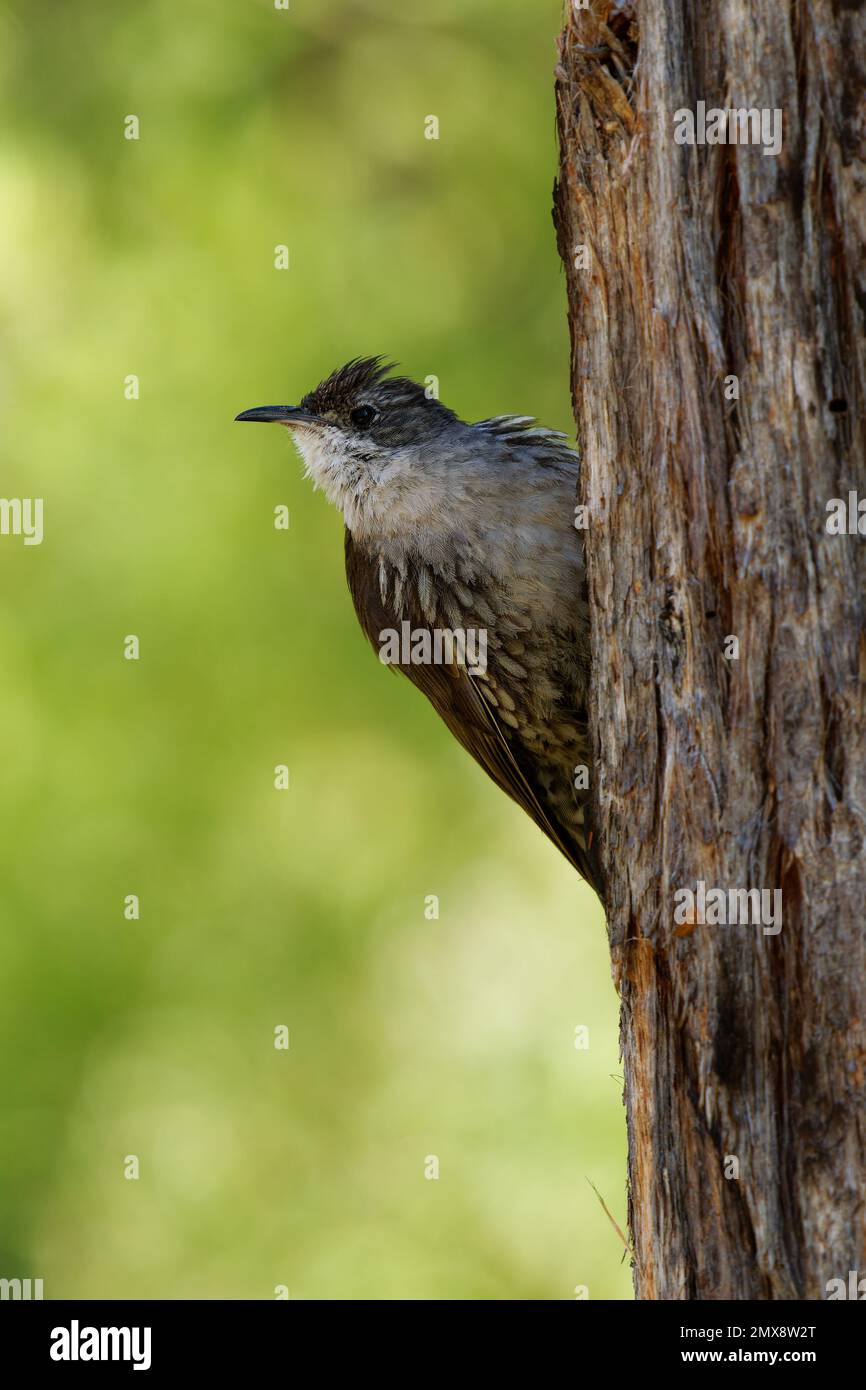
554,0,866,1300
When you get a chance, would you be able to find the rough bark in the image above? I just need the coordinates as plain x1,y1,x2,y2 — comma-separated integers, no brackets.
554,0,866,1299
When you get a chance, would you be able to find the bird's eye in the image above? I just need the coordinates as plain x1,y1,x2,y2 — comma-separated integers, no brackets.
350,404,378,430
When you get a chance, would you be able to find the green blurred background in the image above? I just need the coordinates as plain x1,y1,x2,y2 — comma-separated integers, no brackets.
0,0,629,1299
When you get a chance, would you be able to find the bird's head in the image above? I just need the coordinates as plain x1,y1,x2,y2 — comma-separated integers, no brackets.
236,357,466,538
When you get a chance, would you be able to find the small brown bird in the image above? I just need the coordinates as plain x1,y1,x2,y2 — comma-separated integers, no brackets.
237,358,599,893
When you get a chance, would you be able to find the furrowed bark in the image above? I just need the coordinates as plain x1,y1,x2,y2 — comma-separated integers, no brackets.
554,0,866,1299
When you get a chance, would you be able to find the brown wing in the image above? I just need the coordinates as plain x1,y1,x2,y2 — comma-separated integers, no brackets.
344,530,595,881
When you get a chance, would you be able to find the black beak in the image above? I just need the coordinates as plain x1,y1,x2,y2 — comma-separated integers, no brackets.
235,405,320,425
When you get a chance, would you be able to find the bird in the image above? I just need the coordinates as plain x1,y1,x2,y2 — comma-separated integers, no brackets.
236,357,600,894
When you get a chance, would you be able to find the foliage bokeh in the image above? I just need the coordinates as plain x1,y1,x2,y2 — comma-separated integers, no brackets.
0,0,629,1299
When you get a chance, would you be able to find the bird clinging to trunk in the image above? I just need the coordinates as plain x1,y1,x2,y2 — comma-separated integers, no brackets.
237,357,600,894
